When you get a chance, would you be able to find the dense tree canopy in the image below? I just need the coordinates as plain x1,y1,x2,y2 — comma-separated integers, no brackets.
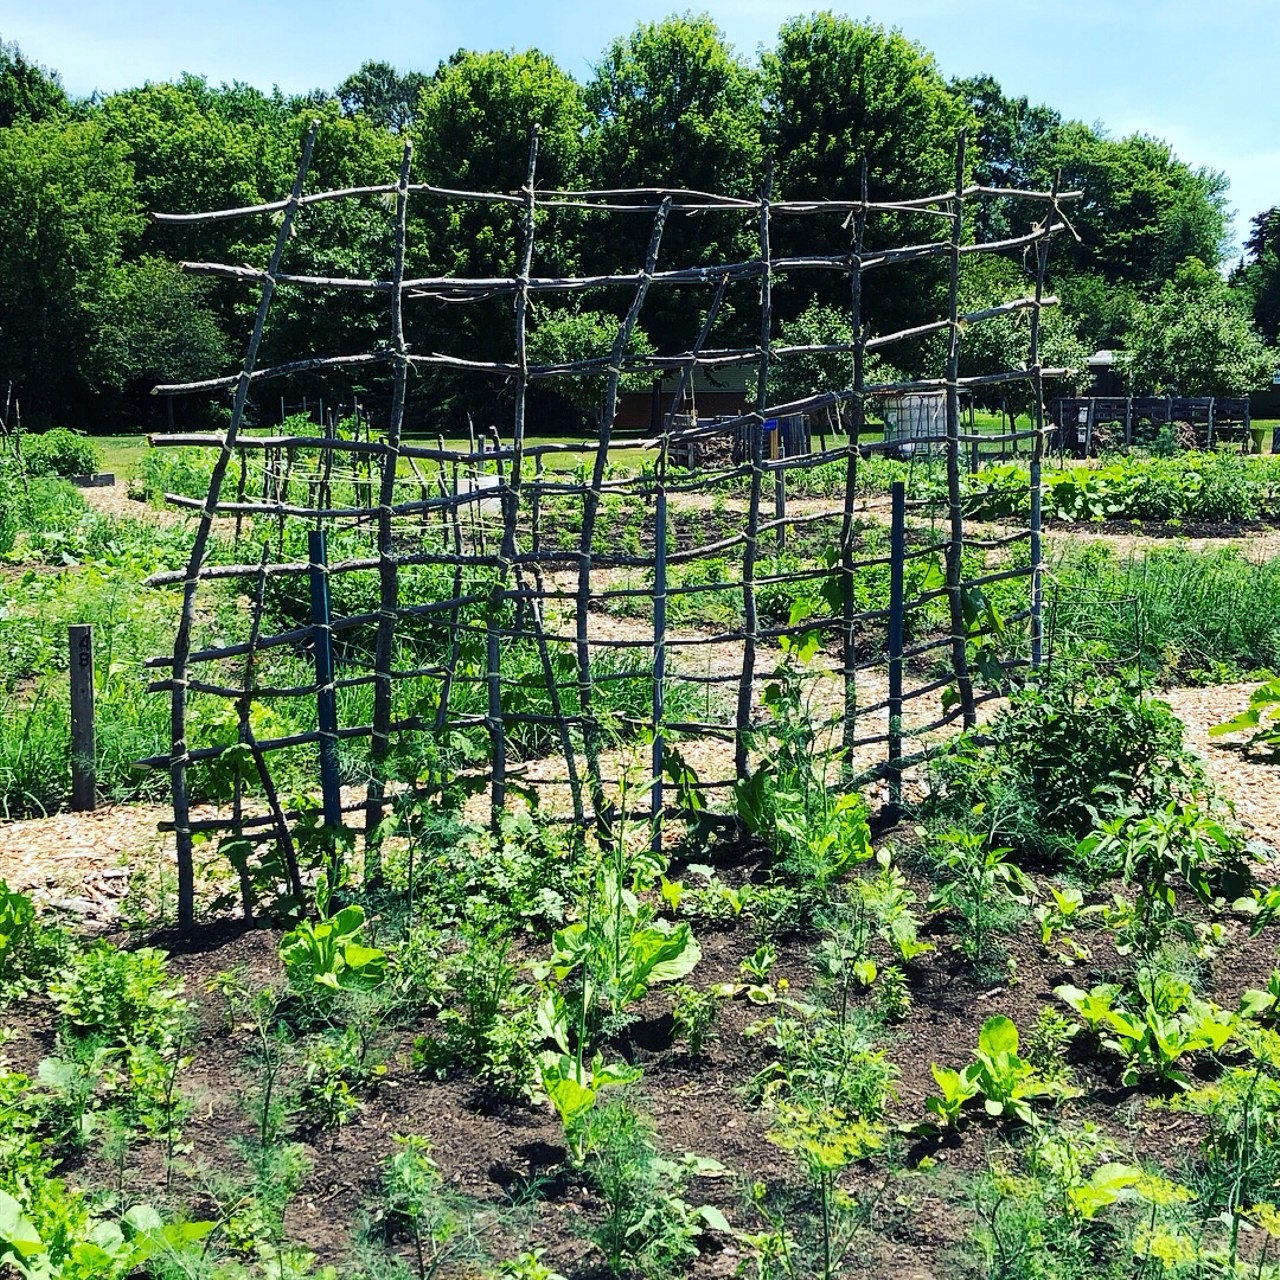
1039,124,1230,291
0,37,67,127
0,117,142,419
1234,206,1280,345
0,21,1270,427
763,15,974,341
952,74,1060,243
582,16,762,349
336,60,428,134
407,48,591,415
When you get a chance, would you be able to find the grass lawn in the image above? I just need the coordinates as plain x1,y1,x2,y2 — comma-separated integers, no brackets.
94,434,151,481
90,416,1280,489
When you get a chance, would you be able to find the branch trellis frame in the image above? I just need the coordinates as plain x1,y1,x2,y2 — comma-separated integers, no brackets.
144,124,1078,931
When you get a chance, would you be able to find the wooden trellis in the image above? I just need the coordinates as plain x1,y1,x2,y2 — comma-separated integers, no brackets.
143,123,1080,931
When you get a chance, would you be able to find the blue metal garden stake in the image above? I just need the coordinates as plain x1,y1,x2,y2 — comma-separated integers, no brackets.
651,472,667,852
887,481,906,812
309,528,343,864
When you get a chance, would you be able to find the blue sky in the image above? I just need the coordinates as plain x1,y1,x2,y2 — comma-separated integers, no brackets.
2,0,1275,254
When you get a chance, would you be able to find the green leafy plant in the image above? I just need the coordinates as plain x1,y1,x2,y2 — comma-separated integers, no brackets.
747,1003,898,1118
0,883,64,995
766,1100,885,1280
296,1025,385,1131
872,964,912,1023
534,841,700,1048
374,1134,480,1280
279,903,387,1010
1212,677,1280,759
413,924,538,1099
536,1052,643,1164
925,1063,979,1128
928,674,1198,863
854,850,933,966
579,1098,730,1278
1240,970,1280,1024
671,984,720,1056
49,943,186,1048
488,1251,568,1280
926,1016,1078,1127
21,428,102,478
0,883,36,991
0,1191,211,1280
1056,975,1237,1089
1032,884,1102,965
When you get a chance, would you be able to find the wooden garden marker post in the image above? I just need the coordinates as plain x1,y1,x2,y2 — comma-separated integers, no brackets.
69,624,95,812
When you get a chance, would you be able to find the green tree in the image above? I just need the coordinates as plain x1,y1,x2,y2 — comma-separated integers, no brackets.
765,15,970,207
97,76,295,268
89,256,231,424
586,14,761,194
0,116,142,421
955,256,1088,413
411,48,589,422
766,298,902,432
1038,124,1230,291
1232,206,1280,344
261,106,404,378
525,306,654,425
763,15,974,352
336,60,428,134
1054,271,1141,353
1122,259,1273,397
97,77,300,417
583,14,762,351
952,74,1061,243
414,47,587,276
0,37,67,128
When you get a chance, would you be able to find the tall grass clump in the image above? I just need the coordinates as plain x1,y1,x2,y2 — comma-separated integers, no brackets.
0,566,177,816
1049,543,1280,685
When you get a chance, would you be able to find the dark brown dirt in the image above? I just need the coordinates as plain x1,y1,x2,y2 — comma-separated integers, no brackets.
8,830,1276,1280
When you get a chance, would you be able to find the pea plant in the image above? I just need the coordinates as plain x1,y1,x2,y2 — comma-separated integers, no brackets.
926,827,1035,966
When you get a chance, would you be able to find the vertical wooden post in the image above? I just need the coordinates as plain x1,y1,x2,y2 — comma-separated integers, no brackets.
886,484,905,812
735,168,772,780
168,122,319,936
364,141,414,872
531,456,543,556
1029,172,1057,672
840,158,868,779
69,624,95,812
